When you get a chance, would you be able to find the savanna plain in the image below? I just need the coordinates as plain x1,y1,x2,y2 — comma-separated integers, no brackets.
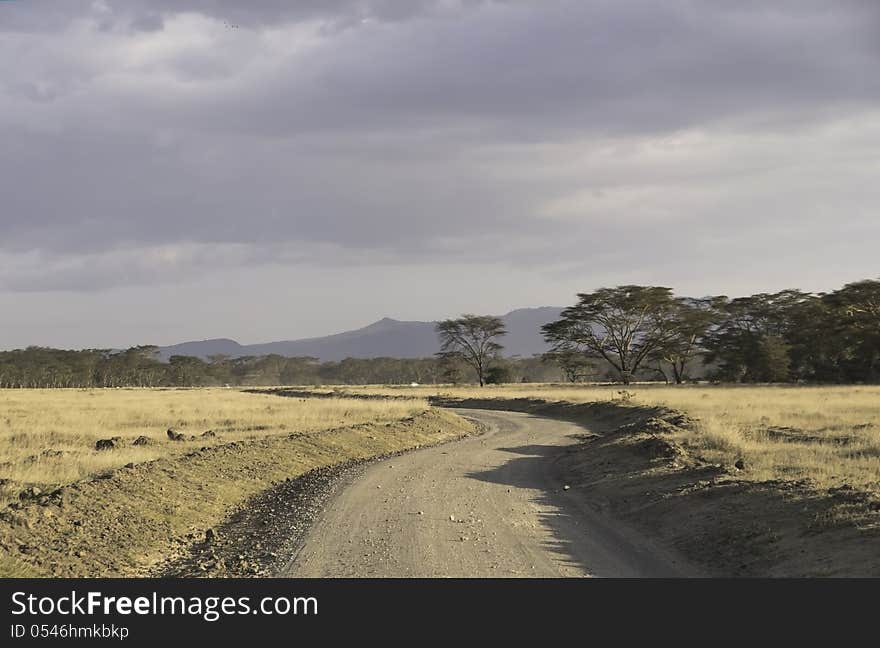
1,384,878,577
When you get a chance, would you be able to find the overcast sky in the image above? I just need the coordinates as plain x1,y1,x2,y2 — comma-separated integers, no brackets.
2,1,878,349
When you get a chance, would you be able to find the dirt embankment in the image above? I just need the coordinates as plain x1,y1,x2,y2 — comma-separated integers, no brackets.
440,397,880,577
0,408,475,577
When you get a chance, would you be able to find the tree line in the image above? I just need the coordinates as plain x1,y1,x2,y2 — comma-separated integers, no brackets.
0,346,563,389
1,277,877,388
436,278,880,385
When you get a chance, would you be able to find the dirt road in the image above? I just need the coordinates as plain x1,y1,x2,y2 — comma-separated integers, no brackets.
284,409,699,577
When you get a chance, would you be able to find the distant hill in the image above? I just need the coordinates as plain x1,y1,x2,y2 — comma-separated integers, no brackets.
158,338,246,360
157,307,563,362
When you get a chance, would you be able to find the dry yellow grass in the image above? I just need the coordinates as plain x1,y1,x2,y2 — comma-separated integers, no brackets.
340,383,880,492
0,404,471,578
0,388,427,492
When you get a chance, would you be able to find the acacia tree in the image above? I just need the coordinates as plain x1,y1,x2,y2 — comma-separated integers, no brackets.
703,290,810,382
435,315,506,386
651,297,719,383
822,279,880,382
542,350,597,382
542,286,679,385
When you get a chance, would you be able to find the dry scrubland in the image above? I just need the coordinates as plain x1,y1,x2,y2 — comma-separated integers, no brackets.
0,388,427,503
2,383,878,577
0,388,470,577
9,384,876,497
337,384,880,493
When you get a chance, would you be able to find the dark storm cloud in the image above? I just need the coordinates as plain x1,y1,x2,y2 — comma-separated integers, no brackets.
1,0,880,301
73,1,880,138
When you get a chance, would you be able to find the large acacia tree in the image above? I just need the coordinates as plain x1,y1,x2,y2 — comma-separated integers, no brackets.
542,286,681,384
435,315,506,386
650,297,720,383
703,290,810,382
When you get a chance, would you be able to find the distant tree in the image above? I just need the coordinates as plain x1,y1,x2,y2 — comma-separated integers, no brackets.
651,297,720,384
278,357,321,385
757,335,792,382
512,355,568,383
782,294,837,381
703,290,808,382
485,363,513,385
168,355,209,386
435,315,506,386
542,286,679,384
822,279,880,382
542,350,596,382
439,358,465,384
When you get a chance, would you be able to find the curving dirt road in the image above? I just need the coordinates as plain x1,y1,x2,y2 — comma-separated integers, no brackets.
284,409,700,578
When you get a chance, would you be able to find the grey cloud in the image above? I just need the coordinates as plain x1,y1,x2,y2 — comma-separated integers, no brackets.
7,2,880,137
28,1,879,140
128,13,165,33
0,1,508,34
0,125,561,259
1,0,879,309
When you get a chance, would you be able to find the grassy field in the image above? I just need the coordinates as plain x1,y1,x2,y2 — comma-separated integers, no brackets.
0,388,427,499
0,387,470,577
336,383,880,493
2,383,877,577
6,384,876,496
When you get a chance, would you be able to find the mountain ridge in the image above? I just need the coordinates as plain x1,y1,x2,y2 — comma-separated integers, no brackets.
157,307,562,362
